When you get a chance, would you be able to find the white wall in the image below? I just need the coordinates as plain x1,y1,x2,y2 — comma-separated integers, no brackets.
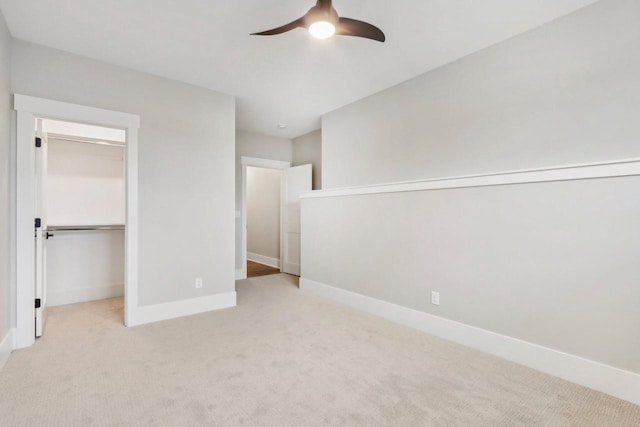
0,10,11,349
235,130,291,270
47,139,125,226
293,129,321,190
322,0,640,188
11,40,236,307
303,0,640,398
46,230,125,307
246,167,280,263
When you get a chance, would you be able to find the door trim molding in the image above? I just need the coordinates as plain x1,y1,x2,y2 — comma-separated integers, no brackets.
14,94,140,349
239,157,291,280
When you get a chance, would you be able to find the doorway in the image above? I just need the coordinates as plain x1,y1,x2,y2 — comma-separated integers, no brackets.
246,166,282,278
240,156,311,280
14,95,140,349
34,118,126,336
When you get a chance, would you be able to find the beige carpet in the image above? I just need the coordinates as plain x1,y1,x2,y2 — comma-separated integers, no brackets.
0,274,638,426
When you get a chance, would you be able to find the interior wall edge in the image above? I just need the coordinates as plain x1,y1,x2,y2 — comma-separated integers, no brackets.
0,327,15,372
0,6,13,353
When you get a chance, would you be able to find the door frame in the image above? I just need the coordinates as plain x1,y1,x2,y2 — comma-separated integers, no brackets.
14,94,140,349
239,156,291,280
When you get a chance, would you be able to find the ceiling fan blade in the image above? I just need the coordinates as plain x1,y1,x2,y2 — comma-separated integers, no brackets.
336,17,386,42
251,17,306,36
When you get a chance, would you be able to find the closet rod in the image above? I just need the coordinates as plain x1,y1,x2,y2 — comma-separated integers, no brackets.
47,133,126,148
47,225,125,232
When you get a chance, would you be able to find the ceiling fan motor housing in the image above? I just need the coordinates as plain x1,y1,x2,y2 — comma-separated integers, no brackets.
304,5,339,27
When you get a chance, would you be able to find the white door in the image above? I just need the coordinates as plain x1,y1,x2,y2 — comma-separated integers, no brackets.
281,164,312,276
34,122,48,337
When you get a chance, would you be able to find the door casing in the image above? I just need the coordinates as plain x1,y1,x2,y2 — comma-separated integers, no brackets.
14,94,140,349
240,156,291,280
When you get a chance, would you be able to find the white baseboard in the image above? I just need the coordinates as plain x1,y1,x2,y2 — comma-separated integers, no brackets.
300,277,640,406
235,269,246,280
48,285,124,307
129,291,237,327
247,252,281,269
0,328,15,373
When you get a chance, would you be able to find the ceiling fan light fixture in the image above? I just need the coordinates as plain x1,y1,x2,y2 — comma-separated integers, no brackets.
308,21,336,39
251,0,385,43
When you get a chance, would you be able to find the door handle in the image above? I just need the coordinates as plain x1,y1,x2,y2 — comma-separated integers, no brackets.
45,232,55,239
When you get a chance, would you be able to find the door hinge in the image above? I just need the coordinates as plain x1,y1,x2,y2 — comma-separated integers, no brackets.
35,218,42,228
35,137,42,148
35,298,41,309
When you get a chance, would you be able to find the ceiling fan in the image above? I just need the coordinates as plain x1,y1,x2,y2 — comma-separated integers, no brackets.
251,0,386,42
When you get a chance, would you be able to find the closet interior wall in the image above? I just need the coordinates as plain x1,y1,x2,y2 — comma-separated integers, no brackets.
43,120,126,307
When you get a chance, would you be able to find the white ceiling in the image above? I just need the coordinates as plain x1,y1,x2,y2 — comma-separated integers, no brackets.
0,0,598,138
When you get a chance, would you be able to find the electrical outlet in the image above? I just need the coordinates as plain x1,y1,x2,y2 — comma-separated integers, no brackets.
195,277,203,289
431,291,440,306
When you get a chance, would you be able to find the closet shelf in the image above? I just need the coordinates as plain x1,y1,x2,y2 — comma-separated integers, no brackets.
47,224,125,232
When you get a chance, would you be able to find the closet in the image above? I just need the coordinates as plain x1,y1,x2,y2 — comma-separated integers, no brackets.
38,118,126,322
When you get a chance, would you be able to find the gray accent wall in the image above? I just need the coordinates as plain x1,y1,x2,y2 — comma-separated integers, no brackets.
293,129,321,190
304,0,640,375
302,177,640,373
322,0,640,188
0,11,11,341
11,40,236,307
